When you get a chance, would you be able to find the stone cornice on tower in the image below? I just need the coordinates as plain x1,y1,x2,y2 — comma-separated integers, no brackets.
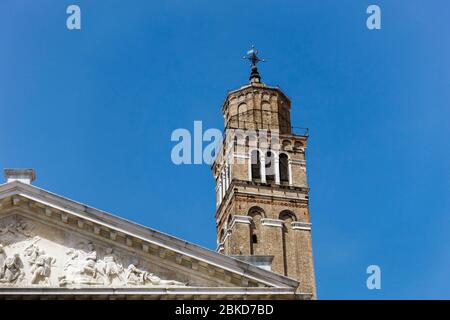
221,82,292,114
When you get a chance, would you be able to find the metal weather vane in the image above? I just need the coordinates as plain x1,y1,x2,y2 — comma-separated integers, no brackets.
243,45,265,67
243,45,265,83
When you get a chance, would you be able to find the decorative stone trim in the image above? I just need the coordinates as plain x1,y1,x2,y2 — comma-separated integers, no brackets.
0,286,308,300
45,208,52,217
12,197,20,206
216,243,225,253
261,218,284,228
126,238,133,247
229,215,252,229
4,168,36,185
289,160,306,165
61,213,69,223
159,249,167,258
221,229,232,243
0,187,300,289
291,221,312,231
238,191,308,202
233,153,250,159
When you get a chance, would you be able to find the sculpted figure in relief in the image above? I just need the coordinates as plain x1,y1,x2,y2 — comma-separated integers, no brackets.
81,242,99,277
125,258,185,286
0,253,24,284
24,237,42,265
125,258,149,285
146,273,185,286
0,244,5,270
0,220,33,244
100,248,123,285
29,249,56,285
58,243,186,287
13,220,33,238
59,242,104,286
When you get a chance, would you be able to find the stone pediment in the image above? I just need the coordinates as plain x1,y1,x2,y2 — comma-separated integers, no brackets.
0,181,302,299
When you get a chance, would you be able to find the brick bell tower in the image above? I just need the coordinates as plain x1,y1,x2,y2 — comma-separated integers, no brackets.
212,47,316,296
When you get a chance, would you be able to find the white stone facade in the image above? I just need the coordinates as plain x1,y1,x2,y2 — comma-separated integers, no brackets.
0,173,309,300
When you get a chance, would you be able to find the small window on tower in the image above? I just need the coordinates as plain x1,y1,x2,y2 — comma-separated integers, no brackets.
265,151,275,182
279,153,289,183
252,234,258,244
251,150,261,181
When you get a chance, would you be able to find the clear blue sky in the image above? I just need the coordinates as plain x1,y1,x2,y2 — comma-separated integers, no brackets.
0,1,449,299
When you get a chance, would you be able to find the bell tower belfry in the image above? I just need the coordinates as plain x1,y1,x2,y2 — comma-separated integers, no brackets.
212,47,316,296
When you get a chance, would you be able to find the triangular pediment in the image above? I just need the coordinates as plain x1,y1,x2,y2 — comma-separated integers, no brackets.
0,181,301,299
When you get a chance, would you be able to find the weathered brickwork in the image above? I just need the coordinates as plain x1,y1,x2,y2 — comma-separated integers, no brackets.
213,79,317,298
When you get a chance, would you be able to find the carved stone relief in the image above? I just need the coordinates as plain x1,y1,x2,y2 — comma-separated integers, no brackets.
0,219,34,244
0,215,187,288
125,258,185,286
0,251,24,284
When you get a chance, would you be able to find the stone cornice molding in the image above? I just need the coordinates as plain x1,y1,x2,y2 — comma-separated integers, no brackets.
289,159,306,166
229,215,252,230
0,287,312,300
232,153,250,159
216,243,225,253
291,221,312,231
261,218,284,228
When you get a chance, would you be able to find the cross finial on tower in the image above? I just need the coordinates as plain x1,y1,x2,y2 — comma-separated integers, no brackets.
243,45,265,84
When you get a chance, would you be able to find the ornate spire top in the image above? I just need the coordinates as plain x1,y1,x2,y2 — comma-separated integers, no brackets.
243,45,265,84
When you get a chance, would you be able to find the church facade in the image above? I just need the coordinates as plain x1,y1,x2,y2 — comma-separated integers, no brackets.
0,50,316,300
